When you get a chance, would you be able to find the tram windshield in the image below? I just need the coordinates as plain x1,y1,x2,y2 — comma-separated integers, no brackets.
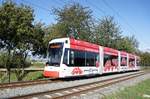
47,43,63,66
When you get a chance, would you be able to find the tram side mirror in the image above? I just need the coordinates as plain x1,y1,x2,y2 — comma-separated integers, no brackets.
65,40,68,44
45,62,49,66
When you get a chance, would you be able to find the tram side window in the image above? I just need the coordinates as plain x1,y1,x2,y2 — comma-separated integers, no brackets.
136,59,140,66
121,57,127,66
69,50,86,66
104,54,111,67
74,51,86,66
68,49,99,67
129,58,135,67
63,49,68,65
104,54,118,67
86,52,99,66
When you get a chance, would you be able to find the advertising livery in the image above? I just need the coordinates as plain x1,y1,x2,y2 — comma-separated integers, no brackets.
43,38,140,78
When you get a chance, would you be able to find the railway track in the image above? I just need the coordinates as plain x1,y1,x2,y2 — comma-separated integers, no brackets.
10,71,148,99
0,78,61,89
0,70,142,89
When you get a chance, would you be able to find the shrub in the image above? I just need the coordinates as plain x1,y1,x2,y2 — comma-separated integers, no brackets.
0,52,9,68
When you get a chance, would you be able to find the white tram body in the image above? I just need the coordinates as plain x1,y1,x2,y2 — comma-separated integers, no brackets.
43,38,140,78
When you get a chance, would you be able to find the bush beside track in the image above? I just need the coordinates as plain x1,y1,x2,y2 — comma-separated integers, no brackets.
0,70,44,83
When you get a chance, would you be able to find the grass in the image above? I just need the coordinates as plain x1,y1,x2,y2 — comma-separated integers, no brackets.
104,78,150,99
23,71,43,81
0,72,3,78
31,62,45,68
0,71,44,83
0,72,17,83
0,61,45,83
0,72,5,82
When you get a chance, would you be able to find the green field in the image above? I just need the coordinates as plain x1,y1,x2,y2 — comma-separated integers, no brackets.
0,71,44,83
0,61,45,83
104,78,150,99
31,62,45,68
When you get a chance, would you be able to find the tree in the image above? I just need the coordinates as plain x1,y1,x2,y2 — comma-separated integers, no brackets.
139,52,150,66
0,1,34,50
31,23,67,57
94,16,139,53
52,3,94,41
117,36,138,53
0,0,35,81
127,35,139,50
31,22,47,57
94,16,122,48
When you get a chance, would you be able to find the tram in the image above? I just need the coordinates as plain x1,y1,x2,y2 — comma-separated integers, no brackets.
43,38,140,78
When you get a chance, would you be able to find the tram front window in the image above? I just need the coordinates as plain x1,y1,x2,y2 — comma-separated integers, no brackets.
48,43,63,66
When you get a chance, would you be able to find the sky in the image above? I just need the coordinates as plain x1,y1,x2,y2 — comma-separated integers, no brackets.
1,0,150,51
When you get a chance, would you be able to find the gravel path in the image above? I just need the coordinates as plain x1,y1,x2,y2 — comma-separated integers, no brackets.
0,71,147,98
75,73,150,99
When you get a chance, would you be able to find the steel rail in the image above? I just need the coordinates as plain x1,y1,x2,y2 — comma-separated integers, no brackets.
11,71,148,99
0,78,60,89
0,70,142,89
